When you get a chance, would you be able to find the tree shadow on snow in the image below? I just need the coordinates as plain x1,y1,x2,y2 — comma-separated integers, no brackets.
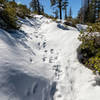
57,24,69,30
0,29,35,55
0,69,57,100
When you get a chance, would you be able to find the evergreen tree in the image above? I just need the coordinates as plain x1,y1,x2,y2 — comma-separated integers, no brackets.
77,8,83,23
50,0,68,19
69,7,72,19
30,0,44,15
62,0,68,19
37,0,41,14
82,0,100,23
30,0,39,14
41,5,44,14
30,0,37,12
96,0,100,20
53,9,58,18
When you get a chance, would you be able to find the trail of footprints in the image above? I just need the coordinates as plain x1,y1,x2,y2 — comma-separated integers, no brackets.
42,48,62,79
33,30,62,80
27,22,63,99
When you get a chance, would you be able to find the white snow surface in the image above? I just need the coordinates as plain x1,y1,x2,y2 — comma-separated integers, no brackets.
0,15,100,100
76,24,88,31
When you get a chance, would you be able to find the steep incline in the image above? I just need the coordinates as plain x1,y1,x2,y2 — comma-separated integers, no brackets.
0,15,100,100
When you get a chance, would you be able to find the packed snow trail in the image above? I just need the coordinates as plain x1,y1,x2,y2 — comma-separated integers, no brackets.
0,15,100,100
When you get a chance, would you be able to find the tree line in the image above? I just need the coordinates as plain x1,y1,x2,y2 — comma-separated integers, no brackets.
30,0,73,20
78,0,100,23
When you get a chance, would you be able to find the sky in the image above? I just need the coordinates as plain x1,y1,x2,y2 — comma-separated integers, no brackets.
15,0,81,18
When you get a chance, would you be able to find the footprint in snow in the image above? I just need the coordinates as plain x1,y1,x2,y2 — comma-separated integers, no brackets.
34,35,38,38
50,49,54,54
42,56,47,62
30,58,32,62
49,55,58,63
37,42,41,50
26,90,31,96
44,50,48,53
53,65,62,79
57,94,62,98
32,83,38,94
49,57,53,63
43,41,46,48
55,56,58,60
25,83,38,97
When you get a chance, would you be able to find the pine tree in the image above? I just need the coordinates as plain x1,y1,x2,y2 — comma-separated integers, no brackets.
30,0,37,12
82,0,100,23
50,0,68,19
69,7,72,19
62,0,68,19
37,0,41,14
59,0,62,19
41,5,44,14
53,9,58,18
30,0,42,14
96,0,100,21
77,8,83,23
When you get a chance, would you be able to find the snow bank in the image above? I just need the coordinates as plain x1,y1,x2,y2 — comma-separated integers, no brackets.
76,24,88,31
0,17,55,100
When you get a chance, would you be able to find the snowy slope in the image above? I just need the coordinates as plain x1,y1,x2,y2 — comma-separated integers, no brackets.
0,15,100,100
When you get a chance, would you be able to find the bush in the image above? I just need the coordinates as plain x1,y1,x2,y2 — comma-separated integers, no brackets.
42,13,57,21
64,18,79,27
0,0,5,4
0,1,31,29
17,4,30,19
8,1,17,8
0,2,19,29
78,22,100,73
87,23,100,32
2,2,19,29
86,57,100,73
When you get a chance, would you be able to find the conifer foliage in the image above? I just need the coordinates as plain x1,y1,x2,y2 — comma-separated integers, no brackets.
30,0,44,14
78,0,100,23
50,0,68,19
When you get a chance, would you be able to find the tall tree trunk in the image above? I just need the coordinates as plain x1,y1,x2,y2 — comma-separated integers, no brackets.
94,0,96,22
37,0,41,14
65,7,67,19
59,1,62,19
87,0,90,12
97,0,100,19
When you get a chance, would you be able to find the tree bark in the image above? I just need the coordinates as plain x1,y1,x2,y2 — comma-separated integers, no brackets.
59,1,62,19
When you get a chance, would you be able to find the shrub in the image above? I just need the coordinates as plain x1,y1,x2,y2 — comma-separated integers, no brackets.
17,4,30,19
0,2,18,29
64,18,79,27
0,0,5,4
87,23,100,32
1,2,19,29
42,13,57,21
86,57,100,73
0,1,31,29
78,22,100,73
8,1,17,8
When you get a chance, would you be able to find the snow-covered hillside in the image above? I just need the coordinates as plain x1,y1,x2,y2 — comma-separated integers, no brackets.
0,15,100,100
